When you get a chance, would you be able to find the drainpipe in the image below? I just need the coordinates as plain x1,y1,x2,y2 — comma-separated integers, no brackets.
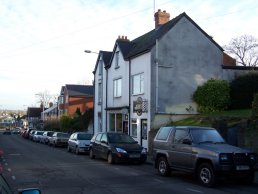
128,59,131,136
155,39,159,113
105,66,108,132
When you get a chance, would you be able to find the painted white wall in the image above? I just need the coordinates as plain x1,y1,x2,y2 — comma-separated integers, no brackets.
94,54,107,134
130,52,151,149
107,46,129,108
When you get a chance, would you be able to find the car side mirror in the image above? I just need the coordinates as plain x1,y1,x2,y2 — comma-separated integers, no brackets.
18,188,41,194
101,140,107,144
182,139,192,145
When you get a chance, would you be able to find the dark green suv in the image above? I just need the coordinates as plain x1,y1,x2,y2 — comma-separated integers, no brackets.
153,126,258,187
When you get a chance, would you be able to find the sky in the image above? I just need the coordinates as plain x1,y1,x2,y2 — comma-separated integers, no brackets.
0,0,257,110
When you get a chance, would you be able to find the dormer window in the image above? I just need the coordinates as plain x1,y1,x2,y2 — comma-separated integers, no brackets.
115,51,119,69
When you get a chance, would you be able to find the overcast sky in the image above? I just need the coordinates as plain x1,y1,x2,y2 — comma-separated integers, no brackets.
0,0,257,110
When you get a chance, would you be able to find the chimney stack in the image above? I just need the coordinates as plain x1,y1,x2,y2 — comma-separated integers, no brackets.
117,35,129,41
154,9,170,28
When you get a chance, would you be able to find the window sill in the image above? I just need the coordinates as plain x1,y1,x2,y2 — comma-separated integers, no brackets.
132,93,144,96
115,66,120,69
114,96,122,98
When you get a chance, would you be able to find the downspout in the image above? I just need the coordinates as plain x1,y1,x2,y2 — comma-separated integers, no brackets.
93,73,95,135
105,66,108,132
155,39,159,113
128,59,131,136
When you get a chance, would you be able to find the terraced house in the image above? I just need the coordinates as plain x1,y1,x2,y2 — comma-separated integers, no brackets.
93,9,249,150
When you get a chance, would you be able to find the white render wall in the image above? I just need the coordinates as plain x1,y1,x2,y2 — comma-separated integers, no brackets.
107,46,129,108
94,55,107,134
130,52,151,149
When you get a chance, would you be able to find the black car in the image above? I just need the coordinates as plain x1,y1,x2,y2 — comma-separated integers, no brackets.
89,132,147,164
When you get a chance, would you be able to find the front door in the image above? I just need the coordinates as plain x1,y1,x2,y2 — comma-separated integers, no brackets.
123,121,128,135
141,119,148,148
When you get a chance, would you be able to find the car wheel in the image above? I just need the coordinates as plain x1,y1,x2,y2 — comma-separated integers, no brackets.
157,157,170,176
75,147,80,155
67,146,71,152
89,149,95,159
107,152,115,164
197,163,216,187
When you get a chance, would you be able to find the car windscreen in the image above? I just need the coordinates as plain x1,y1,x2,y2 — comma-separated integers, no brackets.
37,132,44,135
47,132,54,136
107,133,136,144
57,133,70,138
190,128,225,144
77,134,93,140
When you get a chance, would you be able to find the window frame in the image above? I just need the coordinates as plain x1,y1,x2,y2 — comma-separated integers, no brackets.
113,78,122,98
132,73,144,95
115,51,120,69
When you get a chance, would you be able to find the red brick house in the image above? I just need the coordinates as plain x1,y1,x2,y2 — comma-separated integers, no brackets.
58,84,94,117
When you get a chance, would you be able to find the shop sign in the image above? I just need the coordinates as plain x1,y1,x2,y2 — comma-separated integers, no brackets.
133,97,148,116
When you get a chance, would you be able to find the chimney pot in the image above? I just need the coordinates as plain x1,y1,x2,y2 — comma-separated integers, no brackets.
154,9,170,29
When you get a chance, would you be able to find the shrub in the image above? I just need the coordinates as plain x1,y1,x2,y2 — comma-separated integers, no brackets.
230,73,258,109
193,79,230,113
252,93,258,118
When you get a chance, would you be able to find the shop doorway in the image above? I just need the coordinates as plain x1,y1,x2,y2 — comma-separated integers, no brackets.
141,119,147,146
123,121,128,135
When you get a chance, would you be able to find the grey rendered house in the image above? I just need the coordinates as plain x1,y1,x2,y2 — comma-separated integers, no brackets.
93,9,243,150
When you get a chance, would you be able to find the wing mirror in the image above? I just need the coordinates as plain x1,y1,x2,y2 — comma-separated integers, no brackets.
18,189,41,194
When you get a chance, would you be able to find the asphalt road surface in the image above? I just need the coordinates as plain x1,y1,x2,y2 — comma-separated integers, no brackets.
0,133,258,194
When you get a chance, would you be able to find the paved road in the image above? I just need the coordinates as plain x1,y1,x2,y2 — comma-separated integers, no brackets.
0,133,258,194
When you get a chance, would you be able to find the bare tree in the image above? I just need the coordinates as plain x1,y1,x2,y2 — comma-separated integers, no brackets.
224,35,258,67
35,90,56,108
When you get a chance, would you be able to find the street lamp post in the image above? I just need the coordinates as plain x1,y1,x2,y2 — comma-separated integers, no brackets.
84,50,99,54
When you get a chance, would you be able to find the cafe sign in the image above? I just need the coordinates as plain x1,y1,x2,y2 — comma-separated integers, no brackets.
133,97,148,116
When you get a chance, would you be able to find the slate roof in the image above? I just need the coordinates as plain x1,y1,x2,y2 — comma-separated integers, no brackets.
105,39,133,69
65,84,94,97
126,12,223,59
93,51,112,74
102,12,224,69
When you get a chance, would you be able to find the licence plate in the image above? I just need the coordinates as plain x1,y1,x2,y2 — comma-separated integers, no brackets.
129,154,140,158
236,165,250,170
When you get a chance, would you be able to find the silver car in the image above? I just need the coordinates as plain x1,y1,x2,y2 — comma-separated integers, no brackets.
67,132,93,154
33,131,44,142
40,131,54,144
49,132,70,147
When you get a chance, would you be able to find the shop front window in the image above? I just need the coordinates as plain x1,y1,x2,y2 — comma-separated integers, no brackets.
131,119,137,138
109,113,122,132
109,114,115,132
116,114,122,133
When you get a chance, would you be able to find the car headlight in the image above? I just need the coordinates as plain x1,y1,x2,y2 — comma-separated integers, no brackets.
250,154,257,161
220,153,229,161
116,148,127,153
141,148,147,154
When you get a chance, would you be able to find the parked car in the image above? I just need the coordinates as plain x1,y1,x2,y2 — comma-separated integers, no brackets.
89,132,147,164
29,130,36,140
40,131,54,144
68,132,93,154
11,128,20,134
23,128,36,139
2,130,11,135
49,132,70,147
32,131,44,142
152,126,258,187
